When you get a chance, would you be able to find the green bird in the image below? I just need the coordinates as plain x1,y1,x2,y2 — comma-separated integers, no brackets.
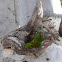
25,30,44,48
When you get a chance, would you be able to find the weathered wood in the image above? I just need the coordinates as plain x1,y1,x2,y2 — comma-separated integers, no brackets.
1,0,60,57
0,0,18,39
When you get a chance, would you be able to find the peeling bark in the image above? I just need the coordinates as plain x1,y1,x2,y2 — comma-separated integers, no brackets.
1,0,60,58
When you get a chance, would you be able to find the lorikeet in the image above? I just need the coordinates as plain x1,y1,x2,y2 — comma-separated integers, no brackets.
25,30,44,48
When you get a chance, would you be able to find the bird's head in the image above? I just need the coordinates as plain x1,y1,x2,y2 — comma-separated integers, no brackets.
35,30,44,39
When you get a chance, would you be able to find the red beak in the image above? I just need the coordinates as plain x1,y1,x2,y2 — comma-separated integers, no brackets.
40,32,43,37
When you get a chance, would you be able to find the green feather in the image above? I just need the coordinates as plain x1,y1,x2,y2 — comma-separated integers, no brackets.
25,30,44,48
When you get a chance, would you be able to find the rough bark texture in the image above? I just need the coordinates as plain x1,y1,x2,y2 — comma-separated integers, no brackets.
59,20,62,37
1,0,60,57
0,0,62,62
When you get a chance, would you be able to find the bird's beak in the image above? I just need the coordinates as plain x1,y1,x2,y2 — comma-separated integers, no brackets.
40,32,43,37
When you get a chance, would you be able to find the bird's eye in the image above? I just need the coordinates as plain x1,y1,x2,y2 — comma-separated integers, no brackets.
36,32,37,33
36,31,37,33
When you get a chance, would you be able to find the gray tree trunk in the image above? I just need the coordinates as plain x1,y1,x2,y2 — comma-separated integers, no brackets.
0,0,62,62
